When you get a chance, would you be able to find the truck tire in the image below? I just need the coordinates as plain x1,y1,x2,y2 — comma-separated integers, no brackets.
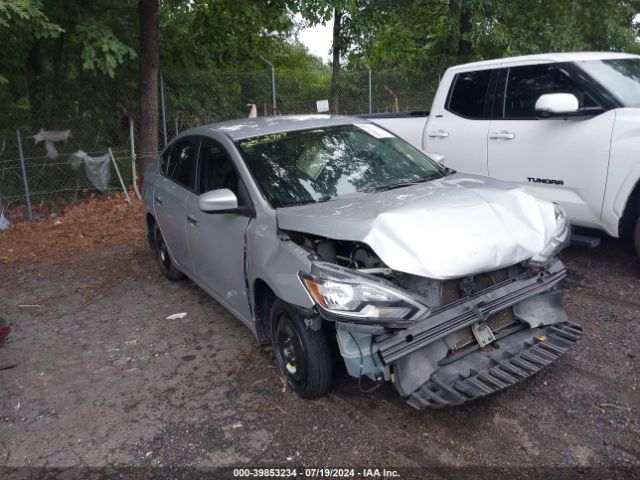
270,298,332,399
635,217,640,258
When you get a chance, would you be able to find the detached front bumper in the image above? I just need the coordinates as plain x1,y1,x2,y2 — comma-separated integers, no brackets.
408,321,583,408
372,258,581,409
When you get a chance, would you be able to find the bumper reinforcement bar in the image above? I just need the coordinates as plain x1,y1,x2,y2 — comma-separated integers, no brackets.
377,259,567,364
408,321,583,409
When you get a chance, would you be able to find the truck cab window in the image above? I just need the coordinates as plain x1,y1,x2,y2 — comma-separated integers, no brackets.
447,69,493,118
504,64,598,119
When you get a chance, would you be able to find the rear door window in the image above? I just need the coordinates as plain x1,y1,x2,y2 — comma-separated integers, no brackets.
166,138,199,190
447,69,493,119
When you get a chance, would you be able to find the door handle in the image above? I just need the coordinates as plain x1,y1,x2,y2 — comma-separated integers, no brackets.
154,196,163,205
488,132,515,140
187,214,199,226
428,130,449,138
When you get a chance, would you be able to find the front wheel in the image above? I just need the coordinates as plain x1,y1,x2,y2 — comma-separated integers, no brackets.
634,217,640,258
270,299,332,399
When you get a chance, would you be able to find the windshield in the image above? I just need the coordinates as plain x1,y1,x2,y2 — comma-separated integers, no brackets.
577,58,640,107
236,124,445,208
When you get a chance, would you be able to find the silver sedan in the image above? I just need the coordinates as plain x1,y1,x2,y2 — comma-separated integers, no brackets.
142,115,581,409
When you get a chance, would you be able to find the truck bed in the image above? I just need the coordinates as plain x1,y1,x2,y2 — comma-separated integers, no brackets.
359,111,429,151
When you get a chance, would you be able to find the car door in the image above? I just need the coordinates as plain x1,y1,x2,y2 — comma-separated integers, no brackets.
184,137,253,321
153,137,199,274
423,68,497,174
487,63,615,224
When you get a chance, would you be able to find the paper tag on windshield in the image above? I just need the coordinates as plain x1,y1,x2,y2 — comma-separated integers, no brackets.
297,146,330,180
354,123,395,138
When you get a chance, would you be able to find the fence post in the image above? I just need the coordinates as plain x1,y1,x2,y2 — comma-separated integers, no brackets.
367,66,372,114
159,71,168,147
108,148,132,205
260,56,276,114
16,129,33,221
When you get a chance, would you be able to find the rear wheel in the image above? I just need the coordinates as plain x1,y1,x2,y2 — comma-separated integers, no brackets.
634,217,640,258
270,299,332,399
153,224,184,281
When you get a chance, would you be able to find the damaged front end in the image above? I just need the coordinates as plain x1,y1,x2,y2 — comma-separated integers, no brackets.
292,233,582,409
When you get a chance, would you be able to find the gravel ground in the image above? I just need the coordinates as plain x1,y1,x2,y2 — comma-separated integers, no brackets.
0,227,639,476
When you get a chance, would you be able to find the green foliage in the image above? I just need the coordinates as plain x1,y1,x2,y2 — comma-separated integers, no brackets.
1,0,640,135
346,0,640,72
0,0,63,36
159,0,297,69
75,19,136,78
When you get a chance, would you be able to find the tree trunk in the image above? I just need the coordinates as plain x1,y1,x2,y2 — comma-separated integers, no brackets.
330,8,343,114
458,5,472,60
447,0,459,56
138,0,160,170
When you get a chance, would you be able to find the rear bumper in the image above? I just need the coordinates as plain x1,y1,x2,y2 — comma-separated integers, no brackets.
408,321,583,409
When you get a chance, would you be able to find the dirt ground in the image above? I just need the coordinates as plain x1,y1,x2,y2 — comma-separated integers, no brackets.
0,196,639,477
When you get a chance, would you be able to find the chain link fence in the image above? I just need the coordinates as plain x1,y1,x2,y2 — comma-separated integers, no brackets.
161,67,440,137
0,122,135,225
1,65,441,225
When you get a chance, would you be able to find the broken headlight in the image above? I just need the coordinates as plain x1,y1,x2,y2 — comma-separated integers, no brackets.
528,205,570,267
300,262,429,323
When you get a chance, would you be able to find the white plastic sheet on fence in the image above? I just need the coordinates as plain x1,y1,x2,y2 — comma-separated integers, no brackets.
71,150,112,192
32,129,71,160
0,199,10,231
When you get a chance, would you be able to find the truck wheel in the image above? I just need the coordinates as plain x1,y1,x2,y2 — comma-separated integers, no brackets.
270,299,332,399
153,224,184,281
635,217,640,258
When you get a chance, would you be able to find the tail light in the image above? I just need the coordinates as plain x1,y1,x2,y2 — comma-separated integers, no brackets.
137,173,144,194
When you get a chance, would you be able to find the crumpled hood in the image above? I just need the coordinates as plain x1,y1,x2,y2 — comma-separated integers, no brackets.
276,174,559,279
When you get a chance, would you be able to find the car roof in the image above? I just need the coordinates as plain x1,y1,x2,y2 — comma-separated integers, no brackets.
183,115,366,141
447,51,640,72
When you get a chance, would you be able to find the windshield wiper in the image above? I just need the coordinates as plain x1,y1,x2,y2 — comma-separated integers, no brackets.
369,174,439,192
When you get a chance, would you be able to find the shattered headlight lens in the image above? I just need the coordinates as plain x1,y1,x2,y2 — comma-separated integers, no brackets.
528,205,571,267
300,262,429,323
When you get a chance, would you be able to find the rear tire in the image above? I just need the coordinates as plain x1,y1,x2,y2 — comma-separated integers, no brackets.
634,217,640,258
153,224,184,281
270,299,332,399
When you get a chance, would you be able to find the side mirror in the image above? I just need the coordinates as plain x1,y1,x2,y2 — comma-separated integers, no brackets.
535,93,579,116
198,188,238,213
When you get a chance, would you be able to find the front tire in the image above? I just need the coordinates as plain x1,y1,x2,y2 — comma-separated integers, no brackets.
270,299,332,399
153,224,184,281
634,217,640,258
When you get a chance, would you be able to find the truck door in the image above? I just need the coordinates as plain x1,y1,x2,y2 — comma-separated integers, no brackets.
487,64,614,225
423,68,497,175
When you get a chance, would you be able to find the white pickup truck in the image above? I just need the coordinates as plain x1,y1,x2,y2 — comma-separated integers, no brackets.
370,52,640,257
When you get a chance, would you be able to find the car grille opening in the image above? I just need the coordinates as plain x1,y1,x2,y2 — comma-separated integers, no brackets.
450,308,517,353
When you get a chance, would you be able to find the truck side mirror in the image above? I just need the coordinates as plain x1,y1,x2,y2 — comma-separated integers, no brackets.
535,93,579,116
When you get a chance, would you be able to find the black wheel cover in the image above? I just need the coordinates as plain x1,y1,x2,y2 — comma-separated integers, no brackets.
274,310,308,388
155,227,171,274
